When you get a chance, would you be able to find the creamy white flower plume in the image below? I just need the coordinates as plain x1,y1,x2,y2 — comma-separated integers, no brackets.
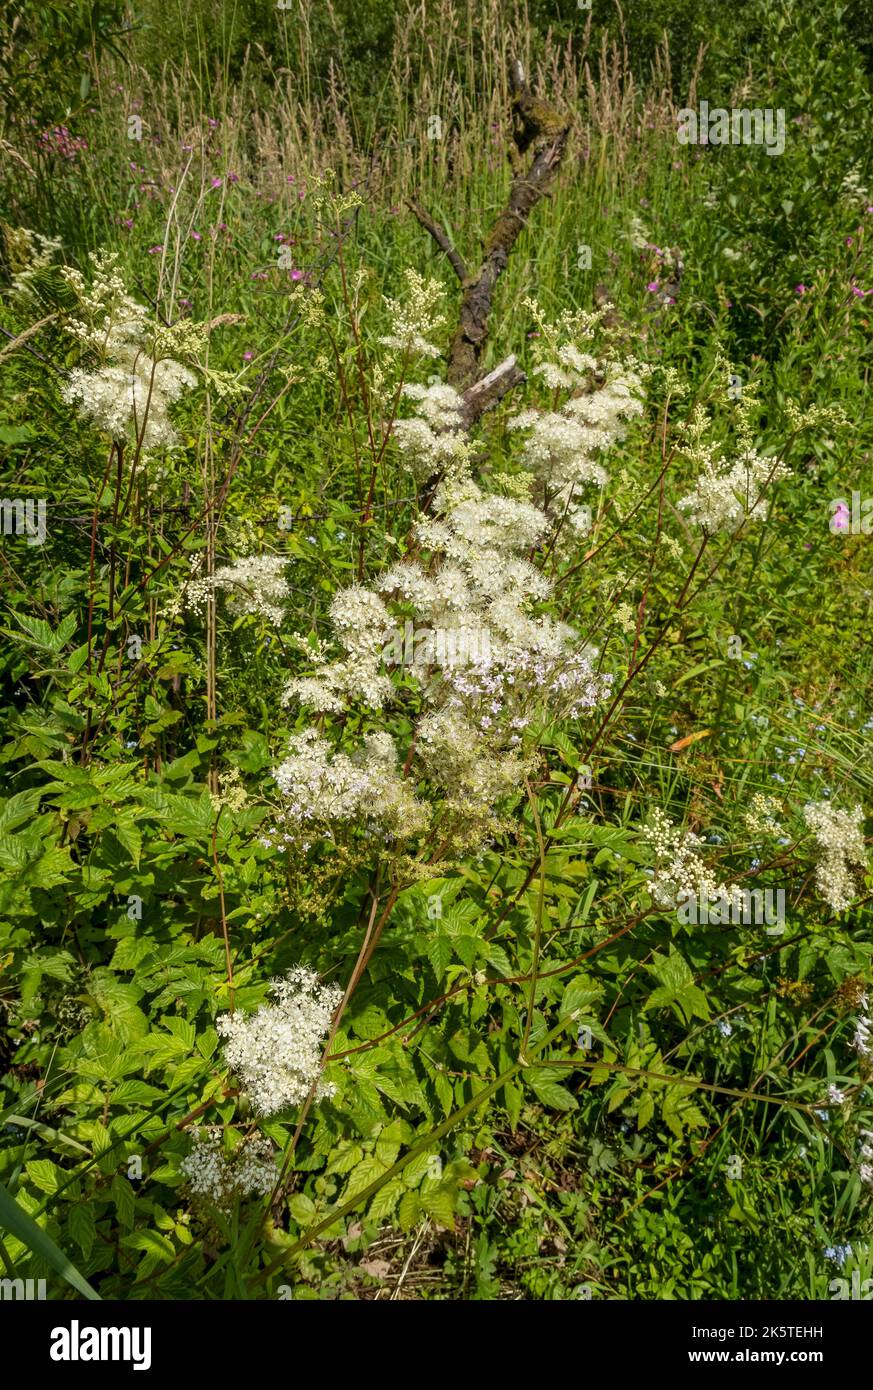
180,1129,276,1210
803,801,866,914
217,967,343,1115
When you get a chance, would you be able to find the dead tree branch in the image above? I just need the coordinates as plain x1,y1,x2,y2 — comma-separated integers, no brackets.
405,199,469,284
408,57,571,430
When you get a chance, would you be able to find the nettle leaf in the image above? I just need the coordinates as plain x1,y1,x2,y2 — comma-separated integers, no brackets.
368,1178,404,1222
343,1156,389,1201
525,1068,578,1111
426,931,454,981
68,1201,96,1259
644,949,711,1023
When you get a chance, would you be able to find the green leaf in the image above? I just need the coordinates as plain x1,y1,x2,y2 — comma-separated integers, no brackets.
0,1180,100,1300
397,1190,422,1231
69,1202,96,1260
288,1193,317,1225
368,1178,404,1222
426,931,454,981
25,1160,63,1195
525,1069,578,1111
419,1186,456,1230
122,1229,175,1263
343,1156,389,1201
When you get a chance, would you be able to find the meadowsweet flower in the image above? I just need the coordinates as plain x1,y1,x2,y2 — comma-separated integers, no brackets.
59,250,198,451
677,448,788,533
269,728,427,846
217,967,343,1115
180,554,291,625
841,167,869,208
744,793,783,838
380,269,446,358
643,808,741,911
392,382,468,481
508,366,644,502
3,227,63,299
181,1130,276,1210
859,1129,873,1186
283,585,394,711
803,801,866,913
852,995,871,1063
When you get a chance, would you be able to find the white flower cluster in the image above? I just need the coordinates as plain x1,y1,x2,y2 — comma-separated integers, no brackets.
180,1129,276,1211
280,461,611,840
744,793,783,838
803,801,867,914
217,967,343,1115
677,448,788,533
859,1127,873,1188
417,705,528,813
283,584,394,712
59,251,197,452
379,269,446,359
853,995,872,1065
175,554,291,625
643,808,740,911
392,382,469,481
508,365,644,526
266,728,427,848
841,167,869,208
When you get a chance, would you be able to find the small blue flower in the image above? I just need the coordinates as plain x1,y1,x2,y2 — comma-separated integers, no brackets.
823,1244,852,1268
